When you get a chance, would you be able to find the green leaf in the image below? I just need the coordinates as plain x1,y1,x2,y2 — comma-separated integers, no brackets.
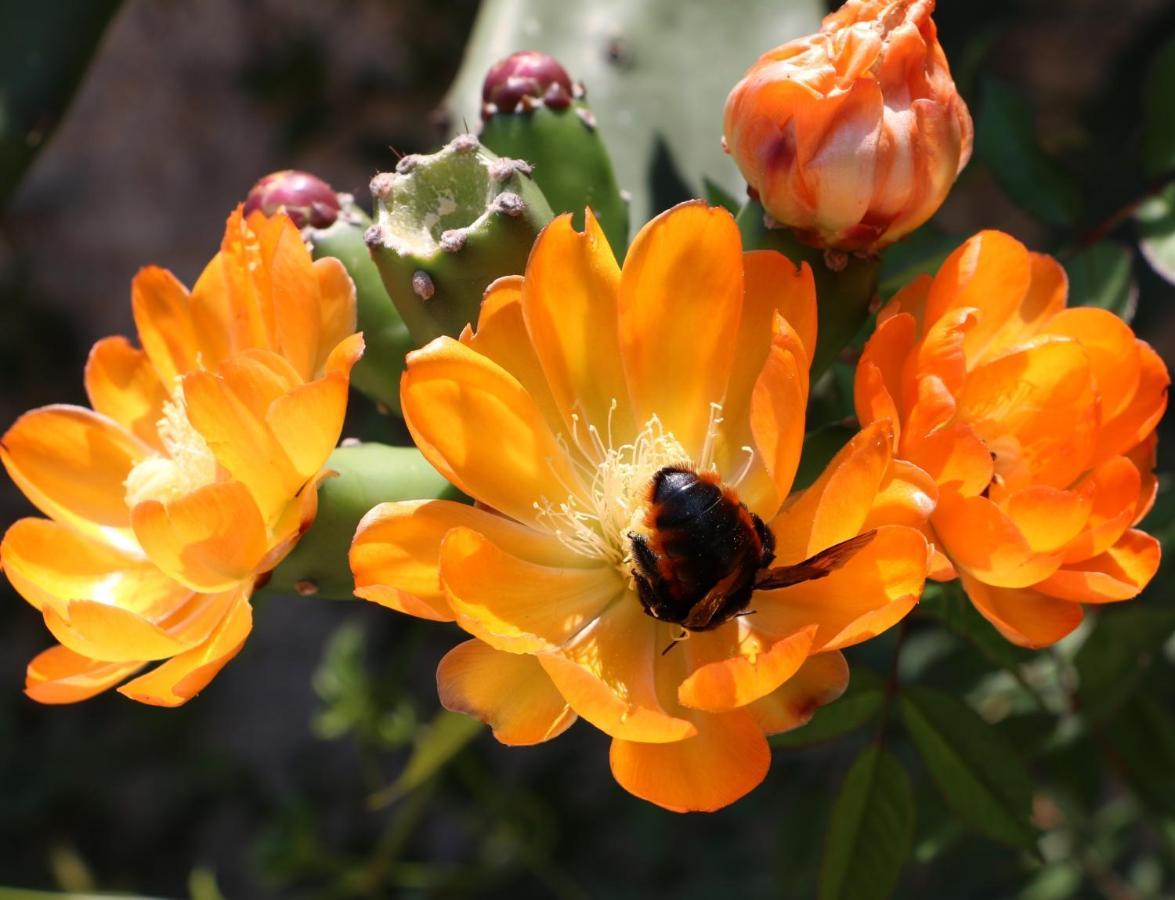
1062,241,1137,322
1142,37,1175,178
1136,181,1175,284
369,710,482,809
774,669,884,748
819,746,914,900
1076,607,1175,721
442,0,824,226
900,686,1038,850
1104,693,1175,814
975,79,1081,228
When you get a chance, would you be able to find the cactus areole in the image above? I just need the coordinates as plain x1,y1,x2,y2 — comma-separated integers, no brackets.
244,170,341,229
364,134,553,346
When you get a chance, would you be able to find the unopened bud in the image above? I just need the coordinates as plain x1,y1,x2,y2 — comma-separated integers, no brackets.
244,170,341,229
482,50,574,118
724,0,973,252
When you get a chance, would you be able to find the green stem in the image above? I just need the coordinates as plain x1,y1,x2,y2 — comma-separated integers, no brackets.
736,199,880,379
262,443,463,601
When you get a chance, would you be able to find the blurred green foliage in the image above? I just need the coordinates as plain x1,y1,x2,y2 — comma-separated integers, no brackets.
1,1,1174,898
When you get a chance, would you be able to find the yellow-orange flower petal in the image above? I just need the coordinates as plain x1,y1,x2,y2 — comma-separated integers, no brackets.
746,650,850,735
677,625,817,713
401,337,588,526
961,574,1084,648
437,639,576,746
85,336,169,451
609,710,770,813
618,202,744,457
25,645,143,705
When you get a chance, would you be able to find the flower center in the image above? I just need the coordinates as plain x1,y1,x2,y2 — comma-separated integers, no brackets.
124,385,219,508
535,402,752,580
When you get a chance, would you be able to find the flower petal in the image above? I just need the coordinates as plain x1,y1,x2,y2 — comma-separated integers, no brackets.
1,405,147,545
749,314,808,503
131,480,268,592
1095,342,1169,462
440,526,622,654
933,492,1063,589
522,211,633,441
401,337,588,527
85,336,169,450
677,624,817,712
745,650,850,735
771,421,894,563
2,517,190,620
311,257,360,373
1037,530,1159,604
116,593,253,706
351,499,585,621
539,601,697,743
618,202,744,457
257,214,323,380
961,574,1083,648
755,525,926,652
609,710,769,813
437,639,576,746
25,645,142,704
131,265,200,384
43,600,197,662
267,332,364,479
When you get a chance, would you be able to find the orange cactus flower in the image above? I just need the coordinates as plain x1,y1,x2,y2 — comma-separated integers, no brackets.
2,208,364,706
351,202,931,812
855,230,1168,647
723,0,973,252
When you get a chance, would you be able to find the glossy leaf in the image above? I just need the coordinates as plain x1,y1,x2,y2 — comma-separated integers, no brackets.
975,79,1081,228
1062,241,1137,322
1075,607,1175,722
900,686,1038,850
1104,694,1175,814
1137,181,1175,284
819,746,914,900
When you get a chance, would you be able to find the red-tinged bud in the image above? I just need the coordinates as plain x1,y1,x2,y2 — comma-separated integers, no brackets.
244,170,341,229
724,0,973,253
481,50,575,118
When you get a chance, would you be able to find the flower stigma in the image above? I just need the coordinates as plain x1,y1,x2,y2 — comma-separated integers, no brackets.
124,384,219,508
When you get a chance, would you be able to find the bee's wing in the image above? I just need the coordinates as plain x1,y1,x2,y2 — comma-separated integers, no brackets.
754,530,877,591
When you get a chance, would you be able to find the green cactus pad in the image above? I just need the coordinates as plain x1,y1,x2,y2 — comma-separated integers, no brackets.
305,197,414,416
365,135,553,346
481,101,628,257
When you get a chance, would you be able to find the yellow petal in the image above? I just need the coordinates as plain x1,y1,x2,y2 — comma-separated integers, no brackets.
117,593,253,706
267,333,363,479
25,645,142,704
258,214,323,380
1037,530,1159,604
44,600,197,662
1,405,147,545
609,710,769,813
618,202,744,457
521,211,634,441
677,624,817,712
85,336,169,450
2,517,191,620
401,337,588,526
439,526,622,654
961,574,1083,648
351,499,585,621
771,421,894,563
539,601,697,743
311,257,360,373
437,639,576,745
131,265,200,384
746,651,850,735
131,480,268,592
755,525,926,652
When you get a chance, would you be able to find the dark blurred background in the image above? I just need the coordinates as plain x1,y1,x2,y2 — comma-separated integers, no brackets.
1,1,1173,898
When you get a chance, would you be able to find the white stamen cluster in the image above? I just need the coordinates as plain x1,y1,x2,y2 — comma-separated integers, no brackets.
124,385,219,508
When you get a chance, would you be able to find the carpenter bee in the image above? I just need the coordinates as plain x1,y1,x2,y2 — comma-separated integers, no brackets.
629,465,874,652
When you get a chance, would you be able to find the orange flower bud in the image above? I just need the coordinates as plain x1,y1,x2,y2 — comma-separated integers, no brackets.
723,0,973,252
